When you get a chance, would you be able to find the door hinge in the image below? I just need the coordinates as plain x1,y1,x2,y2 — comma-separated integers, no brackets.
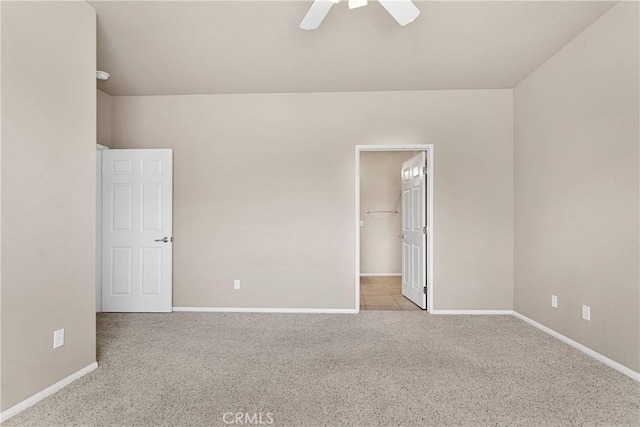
423,226,427,234
423,166,427,175
423,286,428,294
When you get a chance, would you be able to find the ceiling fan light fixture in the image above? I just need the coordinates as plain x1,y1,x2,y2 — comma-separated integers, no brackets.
300,0,419,30
348,0,368,9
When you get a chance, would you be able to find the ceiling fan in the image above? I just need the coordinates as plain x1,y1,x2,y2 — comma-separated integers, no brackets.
300,0,420,30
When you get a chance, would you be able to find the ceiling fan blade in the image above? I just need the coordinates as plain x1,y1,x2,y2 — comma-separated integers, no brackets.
378,0,420,26
300,0,339,30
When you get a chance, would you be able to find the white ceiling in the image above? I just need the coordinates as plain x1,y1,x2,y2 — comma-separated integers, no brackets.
92,1,617,96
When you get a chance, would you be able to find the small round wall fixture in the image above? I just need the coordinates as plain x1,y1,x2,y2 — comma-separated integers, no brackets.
96,70,110,81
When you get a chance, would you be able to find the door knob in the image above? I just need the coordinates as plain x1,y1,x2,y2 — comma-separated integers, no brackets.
155,237,171,243
399,234,405,239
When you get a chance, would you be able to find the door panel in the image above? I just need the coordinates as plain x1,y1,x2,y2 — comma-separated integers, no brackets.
112,184,133,230
401,152,427,309
111,247,133,295
142,184,163,231
141,248,162,295
102,149,173,312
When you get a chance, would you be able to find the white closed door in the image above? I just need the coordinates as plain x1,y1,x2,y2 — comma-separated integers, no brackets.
401,152,427,309
102,149,173,312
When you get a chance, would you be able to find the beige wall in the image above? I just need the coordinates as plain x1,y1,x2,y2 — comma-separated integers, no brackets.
111,89,514,310
1,1,97,411
97,89,112,148
514,1,640,372
360,151,414,275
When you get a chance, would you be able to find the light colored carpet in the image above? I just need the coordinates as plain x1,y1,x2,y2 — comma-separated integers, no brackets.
5,312,640,426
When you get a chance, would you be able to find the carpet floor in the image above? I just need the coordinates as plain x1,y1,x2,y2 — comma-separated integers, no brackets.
5,312,640,426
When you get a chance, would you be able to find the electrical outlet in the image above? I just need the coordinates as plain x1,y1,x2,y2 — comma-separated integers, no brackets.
234,280,240,290
551,295,558,309
582,305,591,321
53,329,65,349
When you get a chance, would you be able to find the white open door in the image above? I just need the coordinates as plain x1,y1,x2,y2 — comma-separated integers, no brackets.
401,152,427,309
101,149,173,312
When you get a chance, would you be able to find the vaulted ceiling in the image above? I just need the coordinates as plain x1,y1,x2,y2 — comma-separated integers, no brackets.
92,1,617,96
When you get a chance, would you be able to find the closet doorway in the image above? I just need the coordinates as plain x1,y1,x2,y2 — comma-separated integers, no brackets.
355,145,434,312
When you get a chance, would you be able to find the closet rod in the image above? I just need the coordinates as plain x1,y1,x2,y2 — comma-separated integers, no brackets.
366,209,398,214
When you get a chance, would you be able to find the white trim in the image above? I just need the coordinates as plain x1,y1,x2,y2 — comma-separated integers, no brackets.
431,310,514,315
95,147,103,313
427,147,434,312
359,273,401,277
0,362,98,423
355,144,434,313
357,144,433,151
173,307,359,314
513,312,640,382
95,144,108,312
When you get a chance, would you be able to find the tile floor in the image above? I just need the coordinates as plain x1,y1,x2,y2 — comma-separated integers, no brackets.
360,276,422,311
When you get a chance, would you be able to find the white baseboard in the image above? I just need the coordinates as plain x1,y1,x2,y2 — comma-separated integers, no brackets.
173,307,358,314
513,311,640,382
359,273,401,277
431,310,514,315
0,361,98,423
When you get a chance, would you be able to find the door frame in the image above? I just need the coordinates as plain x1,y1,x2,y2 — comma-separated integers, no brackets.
95,144,109,312
355,144,434,312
